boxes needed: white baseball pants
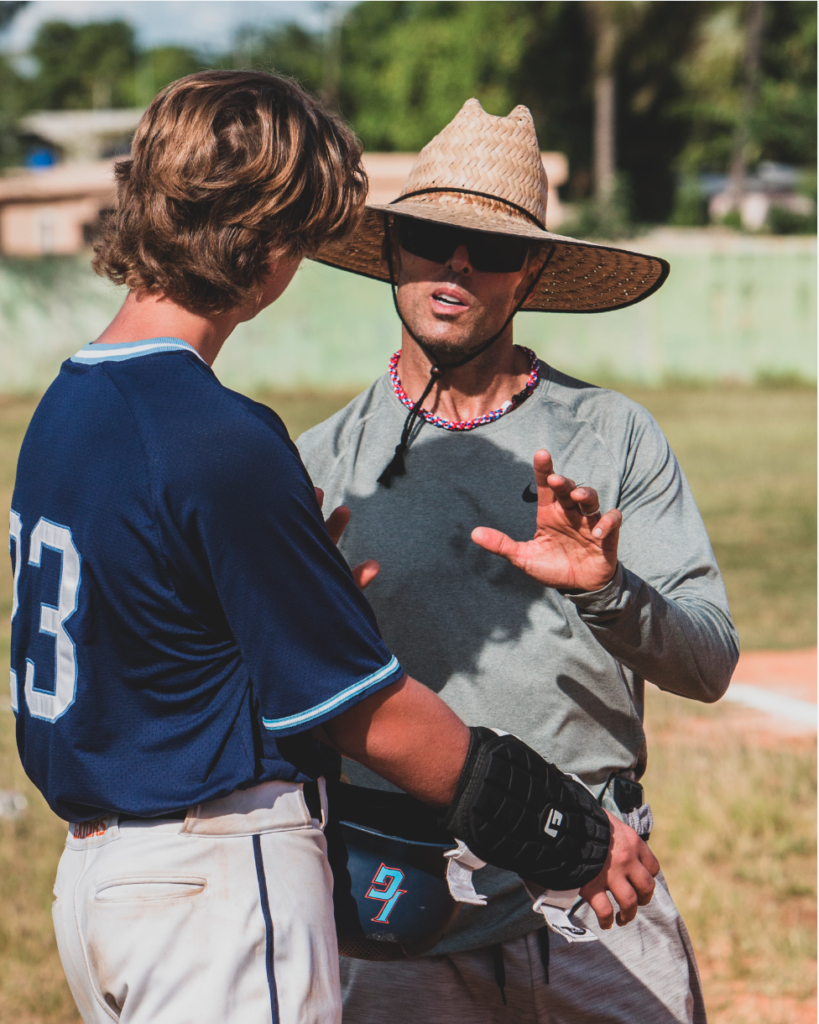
[52,779,340,1024]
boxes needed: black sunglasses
[397,218,531,274]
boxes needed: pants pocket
[94,876,206,903]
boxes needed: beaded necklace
[388,346,540,432]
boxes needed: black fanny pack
[325,781,462,961]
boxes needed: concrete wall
[0,197,104,256]
[0,230,814,395]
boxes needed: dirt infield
[716,648,817,743]
[645,674,816,1024]
[731,647,816,704]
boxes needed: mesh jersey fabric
[10,339,402,822]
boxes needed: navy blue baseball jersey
[9,337,403,822]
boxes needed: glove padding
[440,727,611,891]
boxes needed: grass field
[0,383,815,1023]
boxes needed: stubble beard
[402,306,512,366]
[410,332,469,364]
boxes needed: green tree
[335,1,711,225]
[227,1,815,226]
[610,1,708,222]
[13,2,803,227]
[756,1,816,166]
[338,1,536,150]
[135,46,205,107]
[234,23,325,93]
[674,1,816,175]
[0,55,27,166]
[0,1,29,166]
[25,20,137,110]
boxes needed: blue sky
[0,1,354,54]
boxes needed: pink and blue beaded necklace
[388,346,540,431]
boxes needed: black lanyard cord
[378,215,553,487]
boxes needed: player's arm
[320,672,468,808]
[321,674,659,929]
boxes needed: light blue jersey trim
[261,656,402,732]
[70,337,207,365]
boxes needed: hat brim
[311,197,669,314]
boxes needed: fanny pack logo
[544,808,563,838]
[365,863,407,923]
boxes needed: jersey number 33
[9,510,82,722]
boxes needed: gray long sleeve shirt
[297,362,738,953]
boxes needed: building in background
[0,146,569,257]
[19,109,145,164]
[0,161,116,256]
[707,162,816,232]
[0,108,144,257]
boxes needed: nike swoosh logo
[522,484,538,503]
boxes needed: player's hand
[314,487,380,590]
[579,812,659,929]
[470,449,621,591]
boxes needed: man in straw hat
[299,99,737,1022]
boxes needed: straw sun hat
[313,98,669,313]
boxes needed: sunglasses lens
[398,220,459,264]
[397,219,529,273]
[469,234,531,273]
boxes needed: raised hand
[315,487,380,590]
[471,449,621,591]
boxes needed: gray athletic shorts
[340,871,706,1024]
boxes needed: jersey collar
[70,337,207,365]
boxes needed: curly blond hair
[93,70,367,315]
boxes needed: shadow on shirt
[337,430,586,695]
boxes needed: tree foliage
[327,1,717,221]
[135,46,205,108]
[25,20,137,110]
[760,3,817,164]
[231,23,324,93]
[675,1,817,174]
[1,2,814,225]
[5,20,203,114]
[249,0,814,223]
[338,2,537,150]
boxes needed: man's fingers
[315,486,352,546]
[640,843,661,877]
[590,508,622,541]
[471,526,524,564]
[324,505,351,545]
[531,450,558,506]
[570,486,601,516]
[634,873,657,907]
[581,870,651,929]
[352,559,380,590]
[607,877,639,925]
[627,862,657,906]
[583,888,615,930]
[545,473,579,510]
[532,449,555,478]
